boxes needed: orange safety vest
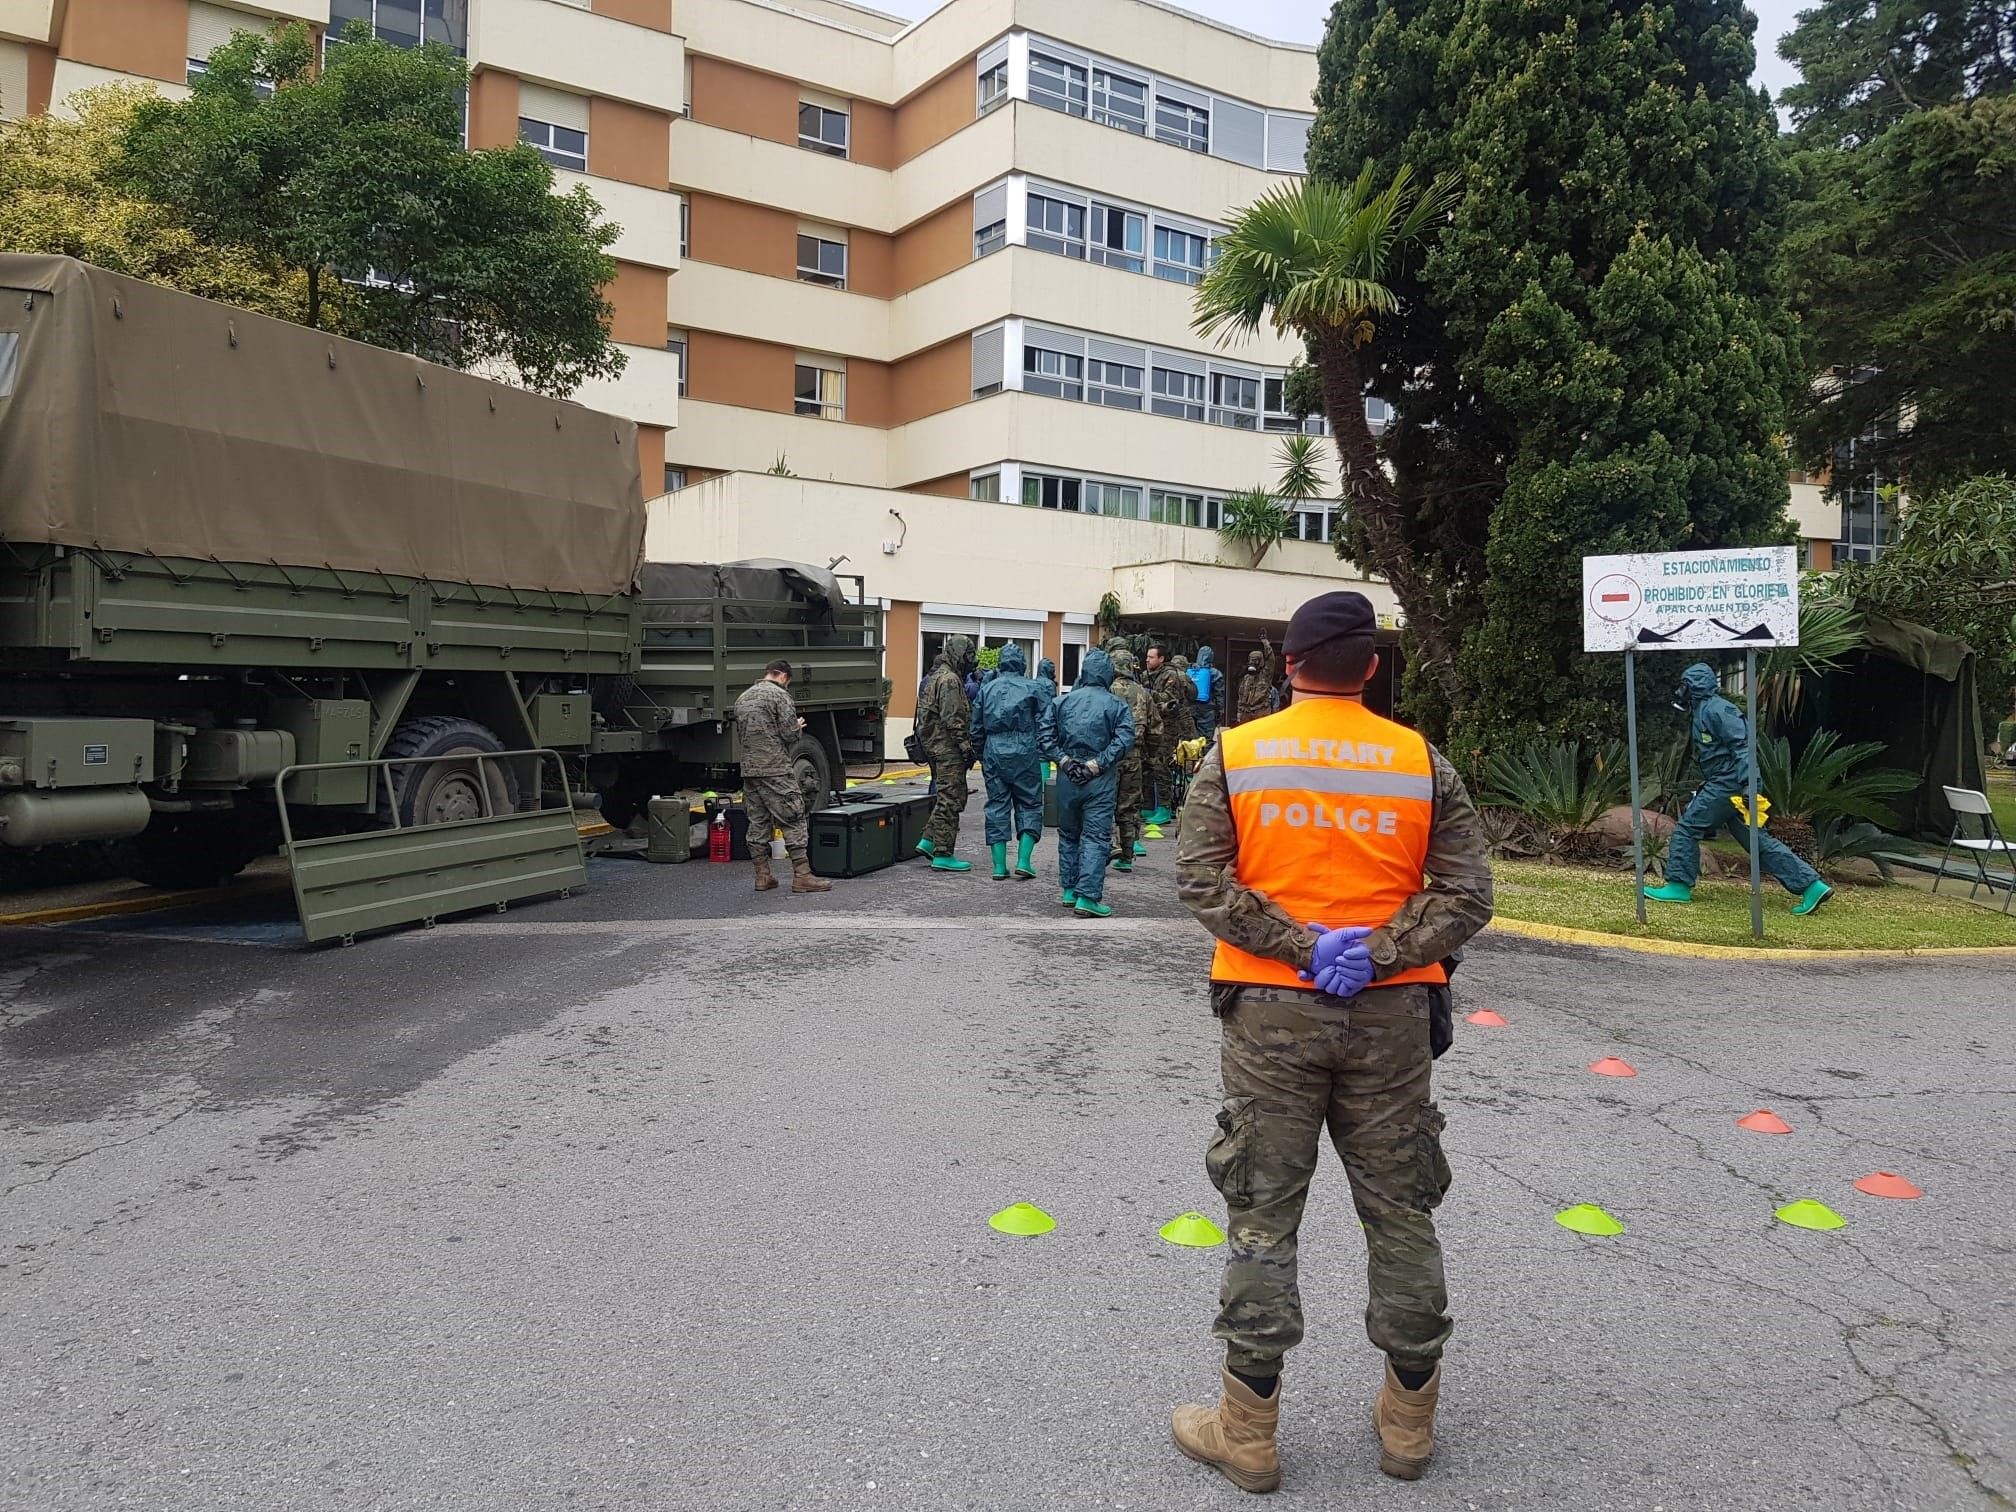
[1211,696,1447,991]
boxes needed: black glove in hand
[1062,758,1092,785]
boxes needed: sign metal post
[1582,548,1798,943]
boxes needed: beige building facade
[3,0,1843,752]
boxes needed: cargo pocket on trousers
[1205,1096,1259,1208]
[1418,1103,1452,1207]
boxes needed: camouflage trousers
[742,774,808,857]
[1111,756,1143,857]
[1208,985,1453,1378]
[923,752,970,853]
[1146,739,1180,815]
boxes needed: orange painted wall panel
[606,261,670,346]
[467,69,520,151]
[893,60,972,164]
[588,96,671,189]
[891,337,971,428]
[25,43,55,114]
[688,54,796,147]
[687,193,796,280]
[909,474,970,499]
[60,0,188,84]
[894,199,972,293]
[593,0,672,31]
[850,98,895,169]
[637,425,667,495]
[846,358,894,428]
[688,330,794,413]
[849,230,895,299]
[887,601,921,719]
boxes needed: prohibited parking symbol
[1589,573,1641,623]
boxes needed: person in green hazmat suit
[1646,662,1833,915]
[968,643,1048,880]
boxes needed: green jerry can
[808,801,901,879]
[645,798,692,863]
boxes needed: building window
[798,101,849,158]
[519,118,587,172]
[1155,94,1209,154]
[794,361,845,421]
[1022,472,1084,511]
[327,0,466,53]
[1154,226,1209,285]
[1262,376,1302,433]
[1365,395,1392,434]
[975,217,1007,257]
[1090,68,1148,134]
[1090,204,1145,272]
[1150,489,1207,528]
[970,472,1001,503]
[1151,367,1205,422]
[1023,346,1085,401]
[1087,358,1143,409]
[1029,51,1088,117]
[797,233,848,289]
[664,466,689,492]
[679,199,689,258]
[977,58,1009,115]
[1085,480,1143,519]
[1210,372,1260,430]
[1026,194,1086,259]
[665,330,687,395]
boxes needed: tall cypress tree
[1309,1,1796,763]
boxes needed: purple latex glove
[1299,924,1374,995]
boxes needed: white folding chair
[1936,786,2016,913]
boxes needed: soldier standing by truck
[733,661,832,894]
[914,634,977,872]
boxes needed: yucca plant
[1757,590,1864,732]
[1483,739,1630,857]
[1757,729,1916,858]
[1217,488,1292,568]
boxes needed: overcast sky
[864,0,1812,106]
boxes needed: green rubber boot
[1060,889,1078,908]
[915,837,936,858]
[1075,898,1113,919]
[1145,807,1172,826]
[990,843,1009,881]
[1111,860,1134,873]
[1792,880,1835,916]
[1015,835,1037,879]
[931,854,972,872]
[1643,882,1693,903]
[1133,841,1148,857]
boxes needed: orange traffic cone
[1737,1109,1793,1135]
[1466,1009,1508,1027]
[1853,1171,1922,1200]
[1589,1056,1638,1078]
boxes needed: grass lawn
[1491,859,2016,950]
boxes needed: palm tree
[1193,164,1455,666]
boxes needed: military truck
[0,256,882,935]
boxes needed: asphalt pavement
[2,786,2011,1511]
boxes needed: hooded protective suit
[1191,645,1222,740]
[1237,644,1277,725]
[969,643,1048,846]
[1040,649,1136,907]
[1036,657,1059,705]
[1664,661,1823,895]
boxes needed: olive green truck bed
[0,256,882,940]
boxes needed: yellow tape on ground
[0,878,286,927]
[1487,915,2016,961]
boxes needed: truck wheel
[791,735,834,816]
[128,813,262,891]
[383,716,518,828]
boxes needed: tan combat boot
[1172,1368,1281,1493]
[789,857,831,894]
[1373,1361,1440,1480]
[751,854,778,892]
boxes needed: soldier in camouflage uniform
[732,659,831,894]
[1143,645,1195,823]
[1106,648,1159,872]
[1236,639,1276,725]
[913,634,977,871]
[1169,591,1492,1494]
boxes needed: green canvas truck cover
[0,255,644,598]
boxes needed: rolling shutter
[1266,113,1312,174]
[1214,99,1265,167]
[973,181,1009,234]
[971,327,1006,393]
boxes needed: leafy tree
[1834,473,2016,691]
[1308,0,1797,762]
[1194,166,1457,664]
[1217,489,1292,568]
[119,23,623,395]
[0,83,298,316]
[1779,6,2015,489]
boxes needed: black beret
[1284,591,1377,656]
